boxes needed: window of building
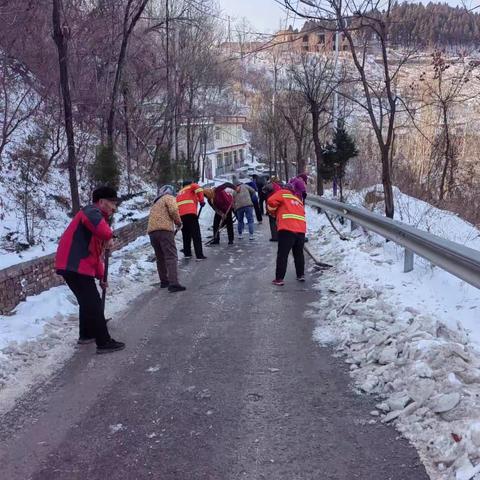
[318,34,325,44]
[233,150,238,167]
[215,126,221,141]
[239,149,244,164]
[216,153,224,175]
[224,151,232,167]
[302,35,309,42]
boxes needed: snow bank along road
[0,225,428,479]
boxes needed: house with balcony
[176,115,248,180]
[271,21,379,56]
[205,116,248,179]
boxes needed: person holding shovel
[55,186,125,354]
[176,180,207,260]
[148,185,186,292]
[203,182,236,245]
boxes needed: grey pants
[149,230,179,285]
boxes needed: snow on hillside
[307,187,480,480]
[0,169,157,270]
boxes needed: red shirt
[55,204,113,279]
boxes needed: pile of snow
[306,187,480,479]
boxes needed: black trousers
[253,199,263,222]
[181,214,204,258]
[275,230,305,280]
[61,271,111,346]
[212,210,234,243]
[258,191,266,215]
[269,215,278,241]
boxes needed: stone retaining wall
[0,216,148,315]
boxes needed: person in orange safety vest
[267,183,307,286]
[176,180,207,260]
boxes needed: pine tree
[155,146,174,187]
[321,119,358,199]
[91,144,120,190]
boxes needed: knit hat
[92,186,119,203]
[154,184,176,203]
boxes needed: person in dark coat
[263,176,282,241]
[246,178,262,223]
[55,186,125,354]
[252,174,267,214]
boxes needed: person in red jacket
[55,186,125,354]
[176,180,207,260]
[203,182,236,245]
[267,183,307,286]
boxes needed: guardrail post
[404,248,414,273]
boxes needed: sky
[217,0,478,35]
[217,0,293,34]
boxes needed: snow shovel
[205,215,237,246]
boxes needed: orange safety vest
[176,183,204,216]
[267,189,306,233]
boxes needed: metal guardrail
[306,195,480,290]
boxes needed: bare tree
[278,86,312,175]
[415,52,478,201]
[287,53,337,195]
[52,0,80,213]
[0,54,42,163]
[106,0,150,149]
[284,0,417,217]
